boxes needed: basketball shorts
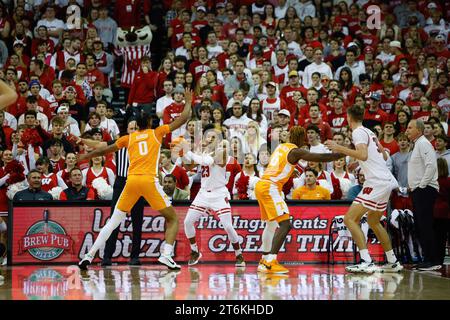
[354,178,398,212]
[189,188,231,216]
[116,175,171,212]
[255,180,290,222]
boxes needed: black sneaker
[188,251,202,266]
[101,258,112,267]
[128,258,141,266]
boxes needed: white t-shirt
[18,112,49,131]
[37,18,66,46]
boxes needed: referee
[406,119,440,271]
[80,120,145,266]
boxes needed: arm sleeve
[107,168,116,186]
[186,151,215,166]
[115,135,129,149]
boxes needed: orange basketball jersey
[115,125,171,176]
[261,143,297,187]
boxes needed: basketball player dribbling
[325,104,403,273]
[78,88,193,270]
[256,126,344,274]
[176,128,245,267]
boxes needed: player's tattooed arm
[288,148,344,165]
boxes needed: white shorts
[354,178,398,212]
[189,188,231,216]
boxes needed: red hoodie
[127,70,158,105]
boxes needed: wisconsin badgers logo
[362,187,373,195]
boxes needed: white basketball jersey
[200,163,227,191]
[262,97,281,121]
[352,126,394,183]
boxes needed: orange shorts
[254,180,290,222]
[116,175,171,212]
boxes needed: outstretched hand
[184,88,193,104]
[324,140,341,153]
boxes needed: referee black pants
[104,176,146,261]
[411,186,439,264]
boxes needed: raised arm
[169,88,192,132]
[0,79,18,110]
[79,138,108,149]
[77,143,118,162]
[287,148,344,165]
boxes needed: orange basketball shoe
[264,259,289,274]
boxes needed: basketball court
[1,263,449,300]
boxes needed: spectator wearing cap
[127,56,158,117]
[215,2,228,23]
[163,85,186,145]
[12,39,30,67]
[18,96,48,131]
[50,104,81,137]
[261,81,286,123]
[280,70,307,116]
[192,5,208,31]
[36,6,65,46]
[363,92,389,130]
[335,46,365,85]
[247,44,265,74]
[28,79,52,119]
[302,48,333,89]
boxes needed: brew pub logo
[18,209,74,261]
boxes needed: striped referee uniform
[103,145,146,264]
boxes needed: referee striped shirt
[108,140,129,178]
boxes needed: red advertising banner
[10,203,384,265]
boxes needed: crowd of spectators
[0,0,448,221]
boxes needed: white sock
[88,208,127,258]
[266,254,277,263]
[262,254,269,261]
[190,243,198,253]
[0,221,6,232]
[163,243,174,256]
[385,249,397,264]
[359,249,372,263]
